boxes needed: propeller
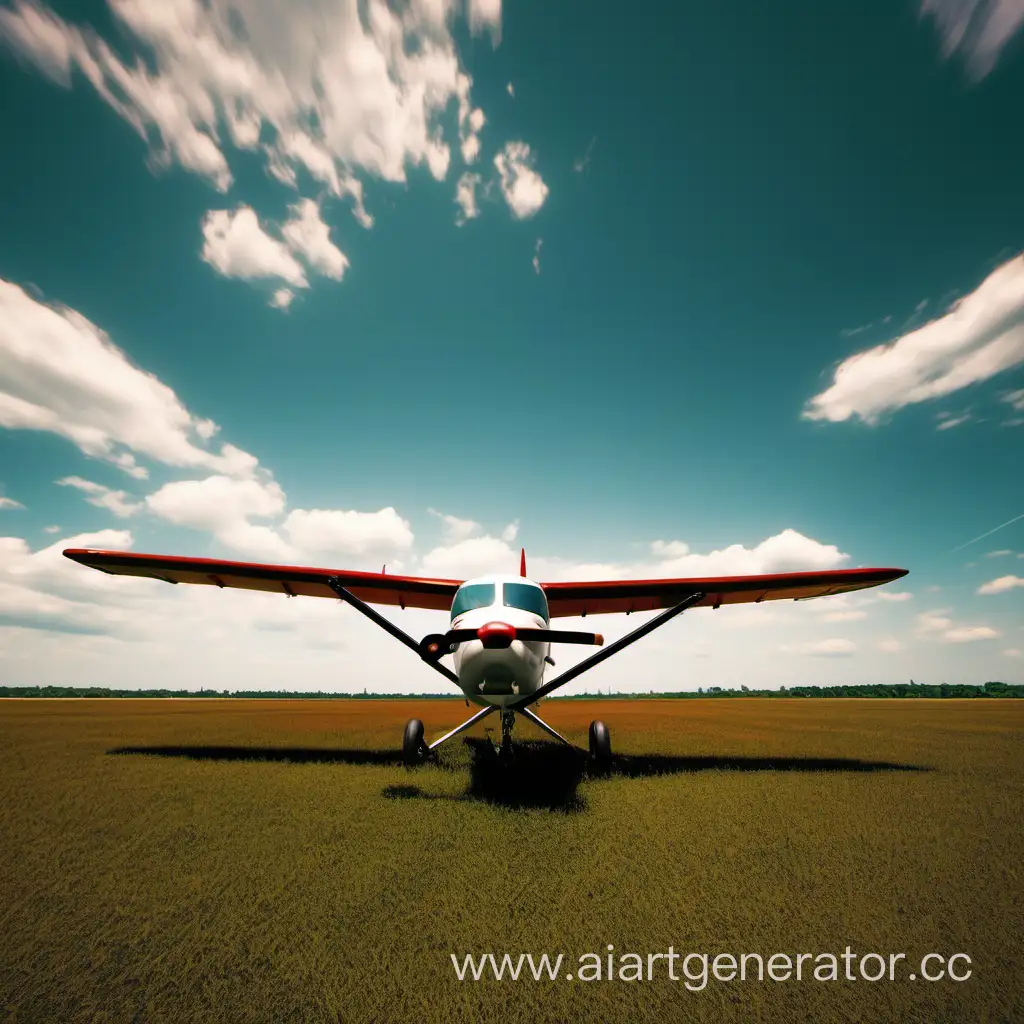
[419,622,604,662]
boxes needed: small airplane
[64,546,907,767]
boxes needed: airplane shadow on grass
[110,739,933,814]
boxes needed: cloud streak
[950,512,1024,553]
[920,0,1024,81]
[804,253,1024,426]
[0,0,537,242]
[0,277,258,480]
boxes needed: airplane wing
[64,549,907,618]
[62,548,462,611]
[540,567,908,617]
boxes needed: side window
[451,583,495,619]
[503,582,549,622]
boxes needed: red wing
[63,549,462,611]
[540,567,908,617]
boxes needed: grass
[0,697,1020,1023]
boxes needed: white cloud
[0,497,24,510]
[1004,647,1022,657]
[782,638,857,656]
[920,0,1024,80]
[201,206,308,287]
[944,626,999,643]
[877,638,904,652]
[0,528,179,636]
[428,509,481,542]
[0,0,513,220]
[418,518,526,577]
[651,540,690,558]
[804,253,1024,425]
[269,288,294,310]
[467,0,502,42]
[149,476,284,528]
[646,528,848,577]
[936,412,972,430]
[917,608,1000,643]
[454,172,481,225]
[201,201,347,301]
[419,534,518,578]
[0,0,75,84]
[0,277,258,479]
[494,141,549,219]
[455,73,486,164]
[876,590,913,602]
[917,609,954,633]
[144,474,416,564]
[532,237,543,275]
[506,81,514,98]
[57,476,141,518]
[194,418,219,441]
[1003,388,1024,411]
[42,525,60,533]
[986,549,1013,557]
[528,530,850,590]
[822,609,868,622]
[840,322,874,339]
[977,574,1024,595]
[0,2,232,188]
[280,199,348,281]
[146,474,292,561]
[283,508,413,559]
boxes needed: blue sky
[0,0,1021,692]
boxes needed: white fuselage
[450,575,549,707]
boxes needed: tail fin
[520,547,527,577]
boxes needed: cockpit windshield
[451,583,495,619]
[503,582,549,622]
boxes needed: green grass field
[1,698,1020,1023]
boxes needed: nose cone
[476,621,516,649]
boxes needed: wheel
[588,719,611,770]
[403,718,426,766]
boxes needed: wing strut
[511,591,705,709]
[325,576,460,687]
[516,705,571,745]
[427,704,497,751]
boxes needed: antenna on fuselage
[520,547,527,577]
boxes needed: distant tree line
[0,682,1020,699]
[0,686,461,700]
[563,681,1022,699]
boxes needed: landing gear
[589,720,612,771]
[499,709,516,760]
[403,718,427,766]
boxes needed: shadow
[608,753,933,776]
[452,741,931,813]
[464,738,589,812]
[109,742,932,816]
[107,745,407,767]
[382,784,425,799]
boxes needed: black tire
[589,719,611,769]
[403,718,426,766]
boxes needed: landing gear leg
[499,709,516,760]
